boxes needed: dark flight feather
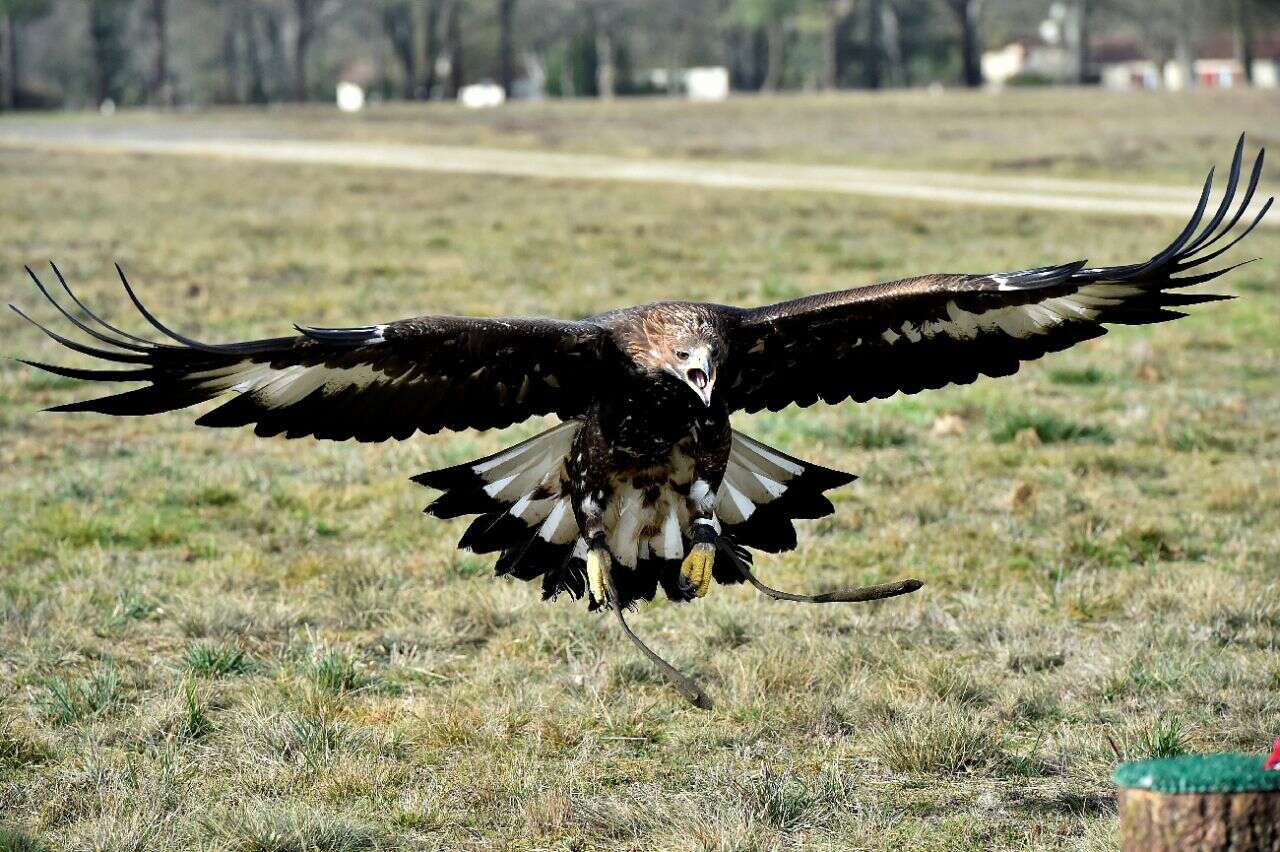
[717,138,1270,415]
[14,140,1269,442]
[14,264,608,441]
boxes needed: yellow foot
[680,543,715,598]
[586,548,607,605]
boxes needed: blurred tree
[864,0,883,88]
[591,2,614,98]
[244,1,270,103]
[216,1,240,102]
[147,0,172,105]
[0,0,51,109]
[943,0,983,87]
[88,0,131,107]
[290,0,344,100]
[498,0,517,95]
[380,0,417,98]
[731,0,800,91]
[821,0,855,89]
[1226,0,1279,85]
[1235,0,1254,83]
[257,3,290,100]
[422,0,443,97]
[446,0,464,97]
[1108,0,1209,88]
[1076,0,1091,84]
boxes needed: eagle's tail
[411,420,590,601]
[412,425,857,608]
[716,432,857,557]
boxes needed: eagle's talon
[586,546,609,606]
[680,543,716,598]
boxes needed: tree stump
[1115,754,1280,852]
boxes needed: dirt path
[0,125,1247,223]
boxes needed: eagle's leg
[716,540,924,604]
[598,550,714,710]
[679,479,719,598]
[585,537,609,607]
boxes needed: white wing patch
[876,281,1147,346]
[193,358,393,407]
[453,421,582,544]
[712,431,804,526]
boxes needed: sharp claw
[586,547,607,606]
[681,543,716,599]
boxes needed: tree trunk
[382,2,417,99]
[761,18,784,92]
[498,0,517,97]
[447,0,464,98]
[822,0,853,91]
[949,0,983,87]
[1236,0,1255,85]
[89,2,127,107]
[1119,788,1280,851]
[422,0,441,98]
[865,0,884,89]
[149,0,171,106]
[1175,30,1195,89]
[220,5,241,103]
[263,6,289,100]
[292,0,312,101]
[1,13,15,110]
[594,24,615,99]
[883,1,905,86]
[243,2,268,103]
[1075,0,1090,84]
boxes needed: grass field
[9,88,1280,183]
[1,93,1279,850]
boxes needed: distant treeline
[0,0,1272,109]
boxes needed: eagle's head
[621,304,725,407]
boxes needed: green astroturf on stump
[1114,754,1280,795]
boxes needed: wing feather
[15,266,606,441]
[718,139,1269,415]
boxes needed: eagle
[14,139,1270,708]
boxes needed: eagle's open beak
[684,347,715,407]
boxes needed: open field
[5,88,1280,183]
[1,94,1279,850]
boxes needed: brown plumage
[12,138,1270,707]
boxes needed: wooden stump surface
[1116,754,1280,852]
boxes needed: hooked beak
[684,346,715,407]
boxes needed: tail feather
[413,424,856,608]
[718,432,855,554]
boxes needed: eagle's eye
[674,349,690,361]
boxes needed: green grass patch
[35,665,121,725]
[871,707,1012,775]
[988,410,1113,445]
[305,650,372,695]
[0,826,51,852]
[1046,366,1107,386]
[184,643,254,678]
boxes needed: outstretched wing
[14,265,606,441]
[718,138,1271,415]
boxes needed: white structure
[982,40,1070,86]
[459,82,506,109]
[1095,34,1280,91]
[684,67,730,102]
[642,66,731,100]
[336,81,365,113]
[988,32,1280,91]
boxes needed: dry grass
[1,94,1278,850]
